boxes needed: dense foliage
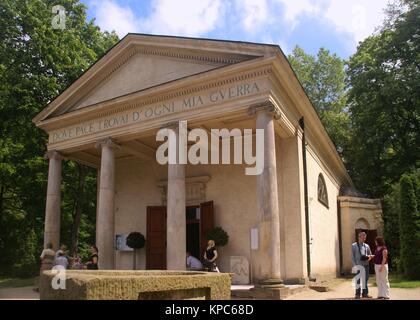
[399,172,420,279]
[0,0,118,276]
[345,0,419,198]
[288,46,349,154]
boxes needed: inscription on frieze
[50,81,261,143]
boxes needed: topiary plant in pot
[126,232,146,270]
[206,226,229,247]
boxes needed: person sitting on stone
[54,244,67,260]
[186,251,203,270]
[54,250,69,269]
[71,256,84,270]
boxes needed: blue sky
[81,0,390,58]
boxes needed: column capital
[95,137,121,150]
[248,102,281,120]
[44,150,63,161]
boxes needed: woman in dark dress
[203,240,219,272]
[86,245,99,270]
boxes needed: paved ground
[0,286,39,300]
[1,280,419,300]
[286,279,420,300]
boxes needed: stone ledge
[40,270,231,300]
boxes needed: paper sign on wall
[250,228,258,250]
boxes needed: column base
[255,278,284,288]
[249,279,289,300]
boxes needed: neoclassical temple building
[33,34,382,284]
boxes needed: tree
[288,46,350,154]
[0,0,118,275]
[382,182,401,271]
[206,227,229,247]
[346,0,419,197]
[399,173,420,279]
[126,232,146,270]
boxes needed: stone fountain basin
[39,270,231,300]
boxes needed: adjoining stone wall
[39,270,231,300]
[306,147,341,278]
[338,196,383,274]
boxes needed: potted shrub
[126,232,146,270]
[206,227,229,247]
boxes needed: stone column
[44,151,63,250]
[166,123,186,270]
[252,103,282,283]
[96,138,119,269]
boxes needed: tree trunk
[71,164,86,257]
[133,249,137,270]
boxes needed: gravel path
[0,286,39,300]
[286,279,420,300]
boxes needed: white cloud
[90,0,137,37]
[273,0,388,49]
[324,0,388,43]
[87,0,389,54]
[236,0,269,32]
[276,0,326,29]
[139,0,225,36]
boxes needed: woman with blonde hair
[203,240,219,272]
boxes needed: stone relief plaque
[230,256,250,285]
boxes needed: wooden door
[200,201,214,257]
[146,206,166,269]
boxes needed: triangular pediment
[34,34,280,122]
[67,50,233,112]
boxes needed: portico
[34,34,382,284]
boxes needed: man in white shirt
[186,252,203,270]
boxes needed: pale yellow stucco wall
[306,148,341,278]
[112,135,346,281]
[339,197,383,273]
[113,156,259,280]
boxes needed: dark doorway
[146,206,167,269]
[146,201,214,269]
[355,228,377,274]
[200,201,214,255]
[186,206,200,259]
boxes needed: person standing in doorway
[351,231,373,299]
[374,236,390,299]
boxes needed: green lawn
[371,274,420,289]
[388,274,420,289]
[0,276,35,288]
